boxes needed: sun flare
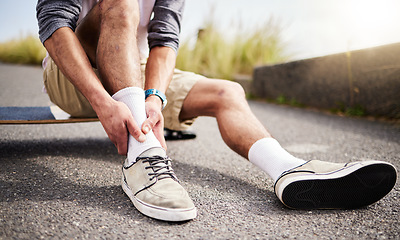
[342,0,400,48]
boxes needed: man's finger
[142,110,158,134]
[152,124,167,150]
[126,116,146,142]
[116,138,128,156]
[110,125,129,156]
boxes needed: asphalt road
[1,63,399,239]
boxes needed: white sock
[112,87,163,164]
[248,138,306,182]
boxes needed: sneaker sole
[122,176,197,221]
[278,161,397,209]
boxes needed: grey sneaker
[122,153,197,221]
[274,160,397,209]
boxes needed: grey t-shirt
[36,0,184,53]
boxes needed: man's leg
[180,79,268,157]
[76,1,141,92]
[75,0,163,161]
[179,79,397,209]
[179,79,305,181]
[72,0,196,221]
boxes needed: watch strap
[144,89,167,110]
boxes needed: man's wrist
[145,89,167,110]
[145,95,163,109]
[88,87,114,113]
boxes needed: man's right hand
[43,28,147,156]
[96,98,146,156]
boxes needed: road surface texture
[1,63,399,239]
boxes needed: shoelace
[137,156,178,181]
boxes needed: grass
[331,102,366,117]
[176,17,289,80]
[0,17,289,79]
[274,95,304,108]
[0,35,46,65]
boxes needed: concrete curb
[252,42,400,118]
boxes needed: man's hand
[142,96,167,150]
[96,98,146,155]
[42,27,144,155]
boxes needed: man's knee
[98,0,140,28]
[218,80,245,99]
[212,80,246,108]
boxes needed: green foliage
[331,102,366,117]
[0,17,288,77]
[0,35,46,65]
[275,95,304,107]
[245,92,257,100]
[276,95,287,104]
[345,105,365,117]
[176,17,289,80]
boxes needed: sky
[1,0,400,60]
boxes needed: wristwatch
[144,89,168,111]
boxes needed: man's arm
[145,0,185,94]
[43,28,108,110]
[37,0,146,155]
[140,0,185,147]
[45,28,146,155]
[36,0,81,44]
[37,0,110,115]
[142,46,177,149]
[147,0,184,54]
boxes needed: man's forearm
[44,27,112,112]
[144,46,176,109]
[145,46,176,93]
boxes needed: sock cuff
[128,141,162,161]
[248,137,305,182]
[111,86,147,124]
[248,138,280,160]
[112,87,144,101]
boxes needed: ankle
[248,138,306,182]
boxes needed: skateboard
[0,105,197,139]
[0,106,98,124]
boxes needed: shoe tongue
[139,147,166,158]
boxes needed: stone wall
[253,42,400,118]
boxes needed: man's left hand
[142,96,167,150]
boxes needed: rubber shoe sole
[122,176,197,221]
[277,162,397,209]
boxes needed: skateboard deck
[0,106,196,139]
[0,106,98,124]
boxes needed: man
[36,0,397,222]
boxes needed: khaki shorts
[43,58,205,130]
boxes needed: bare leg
[74,0,163,157]
[75,0,142,94]
[180,79,272,158]
[180,78,397,212]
